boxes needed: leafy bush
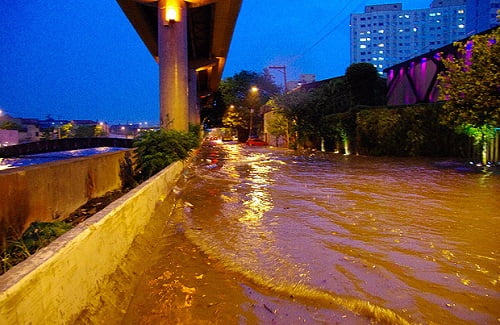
[133,126,200,182]
[356,103,470,157]
[1,221,73,275]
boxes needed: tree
[276,79,353,150]
[264,99,289,147]
[200,91,226,129]
[74,125,96,138]
[345,63,386,106]
[222,104,246,131]
[59,123,74,138]
[275,88,315,148]
[437,28,500,164]
[220,70,280,140]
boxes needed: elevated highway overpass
[116,0,242,130]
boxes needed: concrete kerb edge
[0,158,187,322]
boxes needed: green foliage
[273,63,386,150]
[265,100,289,144]
[94,124,106,137]
[1,221,73,275]
[276,88,317,147]
[437,28,500,163]
[222,104,247,130]
[133,128,199,182]
[60,123,74,138]
[345,63,387,106]
[356,104,469,156]
[220,70,280,139]
[459,124,496,145]
[438,29,500,129]
[220,70,280,106]
[119,151,138,190]
[357,108,403,155]
[276,78,357,149]
[200,91,226,129]
[74,125,96,138]
[0,121,22,130]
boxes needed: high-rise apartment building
[466,0,500,34]
[350,0,467,75]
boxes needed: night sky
[0,0,431,124]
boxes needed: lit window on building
[458,9,464,14]
[413,27,418,32]
[458,24,465,28]
[378,43,385,47]
[378,29,385,33]
[360,45,367,49]
[360,38,367,41]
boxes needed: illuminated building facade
[350,0,467,75]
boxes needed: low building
[0,130,18,147]
[18,118,41,143]
[286,74,316,91]
[0,114,41,145]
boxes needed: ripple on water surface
[127,144,500,324]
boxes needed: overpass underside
[116,0,242,131]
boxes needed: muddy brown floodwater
[121,142,499,324]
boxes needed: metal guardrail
[0,138,134,158]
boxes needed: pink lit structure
[384,26,498,106]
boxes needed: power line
[289,1,365,65]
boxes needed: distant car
[246,138,268,146]
[206,136,222,145]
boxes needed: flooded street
[124,142,499,324]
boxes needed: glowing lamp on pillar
[163,0,181,25]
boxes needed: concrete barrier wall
[0,150,133,245]
[0,159,185,324]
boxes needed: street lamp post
[248,86,259,139]
[248,108,254,138]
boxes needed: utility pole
[268,66,287,93]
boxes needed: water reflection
[126,144,499,324]
[0,147,125,170]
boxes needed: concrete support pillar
[158,0,189,131]
[188,69,200,126]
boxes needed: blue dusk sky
[0,0,431,124]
